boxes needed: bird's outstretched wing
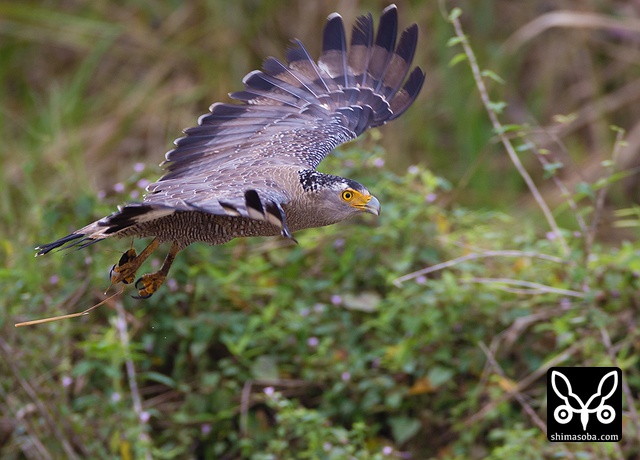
[144,4,424,218]
[35,5,424,256]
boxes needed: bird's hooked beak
[362,195,380,216]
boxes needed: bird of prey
[36,4,424,298]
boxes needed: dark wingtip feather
[395,24,418,66]
[389,66,425,120]
[320,12,349,87]
[375,4,398,52]
[351,13,374,47]
[323,13,345,52]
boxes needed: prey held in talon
[35,4,424,298]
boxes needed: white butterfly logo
[551,370,617,430]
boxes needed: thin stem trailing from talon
[14,287,125,327]
[449,10,570,256]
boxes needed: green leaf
[515,141,534,152]
[494,124,523,135]
[341,292,381,312]
[389,416,422,445]
[428,365,454,387]
[449,53,468,67]
[447,36,464,47]
[449,7,463,21]
[542,161,564,178]
[481,69,505,84]
[576,181,595,200]
[143,371,176,388]
[487,100,507,114]
[251,355,280,380]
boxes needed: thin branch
[0,337,80,460]
[393,250,565,286]
[478,342,548,434]
[528,138,589,237]
[114,301,152,460]
[600,327,640,442]
[0,386,51,460]
[585,128,625,256]
[450,12,570,256]
[462,277,585,298]
[465,341,583,429]
[504,10,640,52]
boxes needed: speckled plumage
[36,5,424,296]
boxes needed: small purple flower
[299,307,310,317]
[49,275,59,285]
[167,278,178,292]
[407,165,420,175]
[111,392,121,403]
[139,411,150,423]
[333,238,345,250]
[323,442,332,452]
[137,179,150,189]
[307,337,319,347]
[97,190,106,200]
[373,158,385,168]
[383,446,393,456]
[341,372,351,382]
[201,423,212,435]
[415,275,427,285]
[113,183,125,193]
[130,190,140,199]
[330,295,342,306]
[425,193,437,203]
[546,231,557,241]
[264,386,275,396]
[313,303,325,313]
[115,315,127,331]
[133,162,145,173]
[62,376,73,387]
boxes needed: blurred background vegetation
[2,0,640,458]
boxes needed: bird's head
[298,170,380,227]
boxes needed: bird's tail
[36,203,175,255]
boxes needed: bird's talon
[134,274,164,299]
[131,293,152,300]
[110,248,139,285]
[118,248,137,265]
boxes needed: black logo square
[547,367,622,442]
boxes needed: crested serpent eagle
[37,4,425,298]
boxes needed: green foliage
[2,1,640,459]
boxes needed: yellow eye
[341,190,354,201]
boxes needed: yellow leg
[110,237,161,286]
[133,241,181,299]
